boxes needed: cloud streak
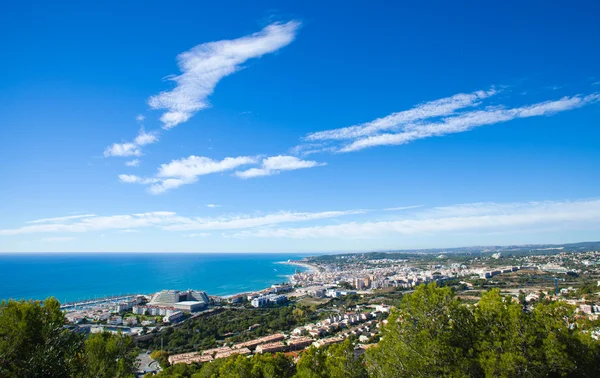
[306,88,498,141]
[294,90,600,155]
[6,199,600,243]
[339,93,600,152]
[27,214,97,224]
[231,199,600,239]
[0,209,364,235]
[119,155,257,193]
[119,154,325,193]
[234,155,325,179]
[149,21,300,129]
[103,128,160,158]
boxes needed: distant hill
[309,241,600,261]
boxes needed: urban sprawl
[61,247,600,376]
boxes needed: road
[136,352,161,377]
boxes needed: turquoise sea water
[0,253,310,303]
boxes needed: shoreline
[277,260,319,274]
[220,260,321,299]
[4,256,318,305]
[221,260,318,299]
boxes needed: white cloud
[0,211,184,235]
[134,129,159,146]
[235,155,325,179]
[27,214,97,224]
[206,204,221,208]
[305,89,498,141]
[231,199,600,239]
[148,21,300,129]
[384,205,423,211]
[104,128,160,158]
[119,155,257,193]
[0,208,363,235]
[340,93,600,152]
[157,155,256,178]
[5,200,600,241]
[125,159,140,167]
[136,114,145,122]
[118,174,143,183]
[103,142,141,157]
[162,209,366,231]
[148,178,193,195]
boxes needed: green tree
[250,353,296,378]
[0,297,83,378]
[295,346,328,378]
[295,341,366,378]
[82,331,138,378]
[475,290,600,377]
[325,339,367,378]
[365,283,479,377]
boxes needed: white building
[164,311,184,323]
[251,294,288,308]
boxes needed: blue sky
[1,1,600,252]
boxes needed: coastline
[277,260,319,274]
[0,253,307,304]
[221,260,318,299]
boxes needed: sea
[0,253,312,303]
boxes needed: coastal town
[57,247,600,376]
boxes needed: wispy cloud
[148,21,300,129]
[206,204,221,208]
[27,214,97,224]
[234,155,325,179]
[6,200,600,240]
[163,209,366,231]
[133,128,159,146]
[295,89,600,155]
[231,199,600,239]
[118,174,146,184]
[104,128,160,157]
[125,159,140,167]
[103,142,142,157]
[119,155,257,194]
[306,88,498,141]
[2,211,183,235]
[339,93,600,152]
[0,209,364,235]
[384,205,423,211]
[119,154,325,193]
[136,114,145,122]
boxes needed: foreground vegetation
[138,305,320,353]
[3,283,600,377]
[149,284,600,378]
[0,297,137,377]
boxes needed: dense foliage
[139,305,318,353]
[366,283,600,377]
[150,353,296,378]
[3,285,600,377]
[0,298,138,378]
[147,340,365,378]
